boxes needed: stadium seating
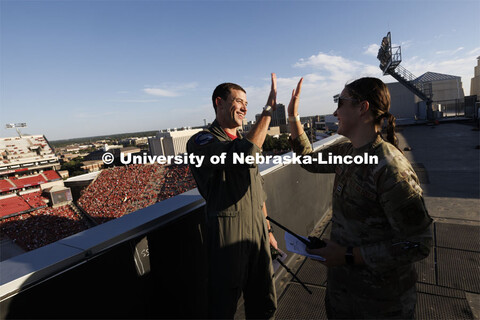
[10,174,47,189]
[78,164,195,224]
[21,191,48,209]
[0,179,16,192]
[0,205,88,251]
[43,170,61,181]
[0,196,32,217]
[0,163,196,252]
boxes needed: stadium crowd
[158,164,196,201]
[21,191,48,209]
[0,205,88,251]
[77,164,195,223]
[1,164,197,252]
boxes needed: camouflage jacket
[291,132,433,296]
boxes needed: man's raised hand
[266,73,277,110]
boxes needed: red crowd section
[158,164,196,201]
[0,192,49,218]
[0,164,197,252]
[22,191,48,209]
[0,205,88,251]
[77,164,196,224]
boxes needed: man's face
[216,89,248,129]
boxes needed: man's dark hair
[212,83,246,113]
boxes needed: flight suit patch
[194,132,214,146]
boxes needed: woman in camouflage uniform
[288,77,433,319]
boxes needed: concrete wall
[387,82,417,119]
[430,78,464,101]
[1,135,343,319]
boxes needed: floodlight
[5,122,27,137]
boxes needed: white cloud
[143,88,180,97]
[435,47,464,55]
[293,51,383,86]
[239,52,385,119]
[227,46,479,122]
[116,99,160,103]
[143,82,198,97]
[364,44,380,56]
[403,49,479,95]
[467,47,480,55]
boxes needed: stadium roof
[64,171,100,183]
[414,71,460,83]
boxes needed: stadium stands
[0,135,57,167]
[0,179,15,193]
[0,134,87,253]
[1,143,197,252]
[21,191,48,209]
[10,174,47,189]
[0,205,88,251]
[0,196,31,217]
[0,170,61,194]
[158,164,196,201]
[43,170,61,181]
[78,164,196,224]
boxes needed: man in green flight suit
[187,74,279,319]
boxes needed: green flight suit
[187,120,276,319]
[291,132,433,319]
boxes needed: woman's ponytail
[385,113,400,151]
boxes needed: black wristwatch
[345,246,354,265]
[268,226,273,233]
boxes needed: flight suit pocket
[215,210,239,217]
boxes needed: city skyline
[1,0,479,140]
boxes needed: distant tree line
[262,134,290,153]
[61,157,87,177]
[50,131,157,148]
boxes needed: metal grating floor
[416,292,474,319]
[276,283,327,320]
[274,222,480,319]
[436,222,480,252]
[436,247,480,292]
[292,257,328,286]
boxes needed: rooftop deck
[269,121,480,319]
[0,120,479,319]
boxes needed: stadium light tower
[5,123,27,138]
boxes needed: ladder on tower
[378,32,433,120]
[386,64,433,103]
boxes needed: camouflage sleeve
[290,132,349,174]
[289,132,313,155]
[360,157,433,271]
[187,131,261,168]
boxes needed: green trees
[262,134,290,153]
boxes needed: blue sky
[1,0,479,140]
